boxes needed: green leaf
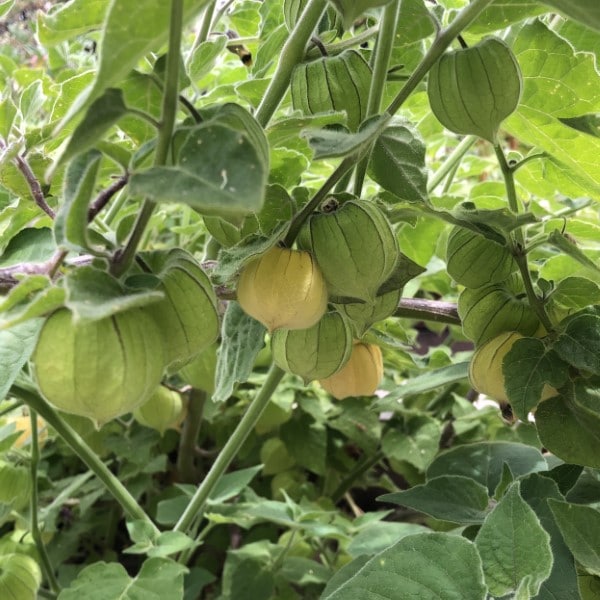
[0,228,55,266]
[57,557,187,600]
[467,0,547,34]
[381,415,441,471]
[553,277,600,309]
[280,556,332,585]
[328,398,382,453]
[328,0,393,30]
[321,532,486,600]
[548,231,600,275]
[475,482,552,598]
[54,150,106,256]
[281,414,327,475]
[129,123,267,217]
[536,388,600,468]
[376,252,426,294]
[346,522,429,557]
[0,94,17,139]
[303,116,385,159]
[0,319,43,401]
[65,267,163,321]
[369,121,428,203]
[540,0,600,32]
[57,0,211,129]
[503,338,568,420]
[379,475,490,524]
[553,310,600,375]
[373,362,469,411]
[208,465,263,504]
[559,114,600,138]
[188,35,228,82]
[36,0,110,46]
[0,1,14,18]
[520,474,580,600]
[549,500,600,576]
[427,442,547,494]
[213,302,267,403]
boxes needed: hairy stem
[427,135,477,192]
[12,385,160,535]
[354,0,402,196]
[394,298,460,325]
[111,0,184,278]
[494,143,554,332]
[174,365,285,536]
[29,410,61,594]
[254,0,328,127]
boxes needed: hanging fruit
[237,245,328,331]
[298,198,400,303]
[0,554,41,600]
[335,288,402,337]
[272,311,353,383]
[31,308,165,428]
[133,386,186,436]
[142,249,220,371]
[427,36,522,142]
[319,342,383,399]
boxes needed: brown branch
[88,173,129,221]
[14,154,55,219]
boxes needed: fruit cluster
[236,198,398,399]
[30,249,219,428]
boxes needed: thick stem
[174,365,285,535]
[12,385,160,535]
[254,0,328,127]
[306,25,379,59]
[385,0,496,117]
[88,174,129,221]
[354,0,402,196]
[394,298,460,325]
[111,0,184,278]
[427,135,477,193]
[176,389,206,483]
[494,143,554,332]
[29,410,61,594]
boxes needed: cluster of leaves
[0,0,599,598]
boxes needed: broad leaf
[381,415,441,470]
[369,121,428,203]
[549,500,600,577]
[212,302,267,403]
[0,319,43,401]
[129,123,267,217]
[468,0,547,34]
[503,338,567,420]
[57,557,187,600]
[346,522,429,557]
[328,0,393,29]
[321,532,486,600]
[379,475,490,524]
[541,0,600,32]
[475,483,552,598]
[427,442,547,494]
[553,309,600,375]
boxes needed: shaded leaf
[36,0,109,45]
[379,475,490,524]
[553,310,600,375]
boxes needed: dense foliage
[1,0,600,598]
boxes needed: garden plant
[0,0,600,598]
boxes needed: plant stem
[111,0,184,278]
[427,135,477,193]
[13,153,55,219]
[394,298,460,325]
[28,410,61,594]
[12,384,160,535]
[494,143,554,332]
[190,0,216,57]
[283,156,356,246]
[332,450,384,503]
[306,25,379,59]
[174,365,285,535]
[385,0,495,117]
[354,0,402,196]
[176,389,206,483]
[0,400,21,417]
[254,0,328,127]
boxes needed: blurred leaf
[381,415,441,470]
[329,0,393,29]
[380,475,490,524]
[467,0,546,34]
[65,267,163,321]
[188,35,228,82]
[559,114,600,138]
[129,123,267,217]
[281,415,327,475]
[553,277,600,309]
[540,0,600,32]
[0,228,55,266]
[427,442,547,495]
[369,121,428,203]
[548,231,600,275]
[213,302,267,403]
[0,319,43,401]
[322,532,486,599]
[57,557,187,599]
[36,0,110,45]
[475,483,552,598]
[520,474,580,600]
[549,500,600,576]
